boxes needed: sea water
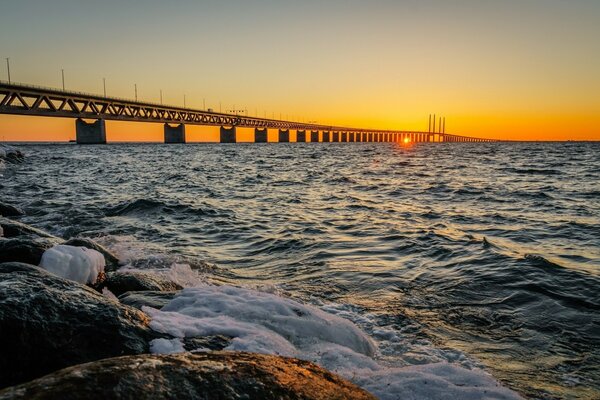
[2,141,598,399]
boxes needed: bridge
[0,81,496,144]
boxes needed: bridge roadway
[0,81,495,144]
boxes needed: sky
[1,0,599,141]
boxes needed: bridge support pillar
[349,132,355,142]
[254,128,268,143]
[76,118,106,144]
[341,132,348,142]
[332,132,340,142]
[296,130,306,142]
[220,126,236,143]
[311,130,319,142]
[323,131,330,142]
[278,129,290,142]
[164,123,186,143]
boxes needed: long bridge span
[0,81,495,144]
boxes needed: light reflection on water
[2,141,599,398]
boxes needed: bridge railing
[0,79,212,113]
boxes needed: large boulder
[104,271,183,297]
[0,201,24,217]
[0,217,56,239]
[64,237,120,271]
[0,352,376,400]
[0,236,60,265]
[0,262,155,388]
[118,290,179,310]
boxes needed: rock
[0,262,155,389]
[0,352,376,400]
[104,272,183,297]
[183,336,232,352]
[0,236,60,265]
[118,290,179,310]
[0,145,24,164]
[0,201,25,217]
[64,237,120,271]
[0,217,56,239]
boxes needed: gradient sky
[1,0,599,141]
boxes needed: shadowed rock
[0,217,56,239]
[0,145,24,164]
[118,290,179,310]
[0,202,25,217]
[64,237,120,271]
[0,236,60,265]
[105,272,183,297]
[183,336,232,352]
[0,352,377,400]
[0,262,155,389]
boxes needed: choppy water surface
[2,142,599,398]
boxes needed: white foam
[146,284,522,399]
[39,244,105,284]
[149,338,185,354]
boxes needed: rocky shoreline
[0,146,525,400]
[0,210,375,399]
[0,148,376,399]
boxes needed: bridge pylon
[76,118,106,144]
[164,123,186,144]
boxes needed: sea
[1,141,599,399]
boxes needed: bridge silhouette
[0,81,495,144]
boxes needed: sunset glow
[1,1,599,141]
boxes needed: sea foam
[39,244,105,284]
[146,284,522,400]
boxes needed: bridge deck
[0,81,494,142]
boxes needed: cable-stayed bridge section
[0,82,495,144]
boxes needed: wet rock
[0,352,376,400]
[0,236,60,265]
[0,145,24,164]
[0,217,56,239]
[118,290,179,310]
[0,262,155,389]
[0,201,25,217]
[183,335,232,352]
[104,271,183,297]
[64,237,120,271]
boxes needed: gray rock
[117,290,179,310]
[0,202,24,217]
[0,236,60,265]
[183,336,232,352]
[0,145,24,164]
[0,217,56,239]
[0,262,155,389]
[104,272,183,297]
[64,237,120,271]
[0,352,376,400]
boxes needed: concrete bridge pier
[254,128,268,143]
[76,118,106,144]
[341,132,348,142]
[296,130,306,142]
[349,132,355,142]
[323,131,330,142]
[332,131,340,142]
[311,130,319,142]
[278,129,290,142]
[220,126,236,143]
[164,123,186,143]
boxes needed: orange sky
[1,1,599,142]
